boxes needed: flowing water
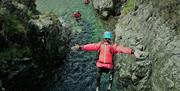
[36,0,112,91]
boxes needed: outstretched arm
[113,44,133,54]
[113,44,144,58]
[80,42,101,51]
[71,42,101,51]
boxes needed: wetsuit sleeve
[80,42,101,51]
[113,44,133,54]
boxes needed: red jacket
[80,42,133,69]
[73,12,81,18]
[84,0,90,4]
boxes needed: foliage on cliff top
[121,0,136,15]
[0,7,26,33]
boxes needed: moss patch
[121,0,136,15]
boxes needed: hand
[134,50,143,58]
[71,44,80,51]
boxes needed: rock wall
[28,13,70,80]
[113,0,180,91]
[0,0,71,90]
[92,0,127,18]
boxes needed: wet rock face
[2,0,36,11]
[2,0,38,22]
[115,60,151,91]
[114,0,180,91]
[28,13,70,71]
[0,2,32,90]
[1,13,71,91]
[0,0,71,90]
[92,0,113,18]
[92,0,126,18]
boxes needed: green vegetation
[4,14,26,33]
[0,47,31,60]
[0,6,30,61]
[0,6,6,15]
[121,0,136,15]
[27,10,33,18]
[0,7,26,33]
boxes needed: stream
[36,0,112,91]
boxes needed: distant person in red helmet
[83,0,90,5]
[73,10,81,21]
[71,31,144,91]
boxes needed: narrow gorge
[0,0,180,91]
